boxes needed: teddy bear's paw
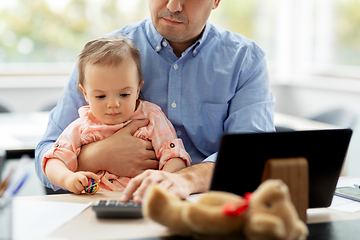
[142,185,193,236]
[197,191,243,206]
[183,203,244,235]
[142,185,182,224]
[192,232,247,240]
[290,221,308,240]
[143,185,171,219]
[245,213,287,240]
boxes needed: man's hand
[77,119,158,177]
[120,162,215,203]
[120,170,190,203]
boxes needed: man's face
[149,0,220,45]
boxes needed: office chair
[275,126,295,132]
[0,103,9,180]
[0,103,10,113]
[45,187,71,195]
[41,103,57,111]
[309,108,357,129]
[0,148,6,181]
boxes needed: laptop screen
[210,129,353,208]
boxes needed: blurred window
[0,0,359,80]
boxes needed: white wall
[271,81,360,176]
[0,76,66,112]
[0,88,62,112]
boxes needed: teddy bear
[142,179,308,240]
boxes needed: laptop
[210,129,353,208]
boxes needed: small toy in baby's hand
[85,178,99,195]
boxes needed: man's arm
[120,162,214,203]
[77,119,158,177]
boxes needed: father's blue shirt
[35,18,275,190]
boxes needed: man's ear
[78,84,88,102]
[212,0,221,10]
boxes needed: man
[35,0,275,202]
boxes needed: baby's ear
[78,84,88,102]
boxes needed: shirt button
[173,64,178,70]
[162,41,168,47]
[177,130,182,136]
[156,45,160,51]
[171,101,177,108]
[193,49,197,55]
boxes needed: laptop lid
[210,129,353,208]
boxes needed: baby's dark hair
[77,35,144,87]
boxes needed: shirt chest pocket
[195,102,228,154]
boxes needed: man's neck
[168,30,204,58]
[169,40,193,58]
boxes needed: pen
[12,173,29,196]
[0,173,29,209]
[0,168,14,198]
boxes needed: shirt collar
[146,18,164,53]
[147,18,211,57]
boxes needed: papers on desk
[13,200,91,240]
[328,177,360,213]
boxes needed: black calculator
[92,200,143,218]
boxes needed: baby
[42,36,191,194]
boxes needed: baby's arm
[134,102,192,170]
[162,157,187,173]
[45,158,99,194]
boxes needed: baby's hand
[64,171,100,194]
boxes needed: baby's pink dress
[42,100,191,191]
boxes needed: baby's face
[80,59,142,125]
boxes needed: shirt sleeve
[41,119,83,176]
[226,50,275,133]
[133,105,192,170]
[35,67,87,190]
[202,152,217,163]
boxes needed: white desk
[274,112,339,130]
[12,191,169,240]
[9,183,360,240]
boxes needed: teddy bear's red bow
[222,192,252,216]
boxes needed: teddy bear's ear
[253,179,290,202]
